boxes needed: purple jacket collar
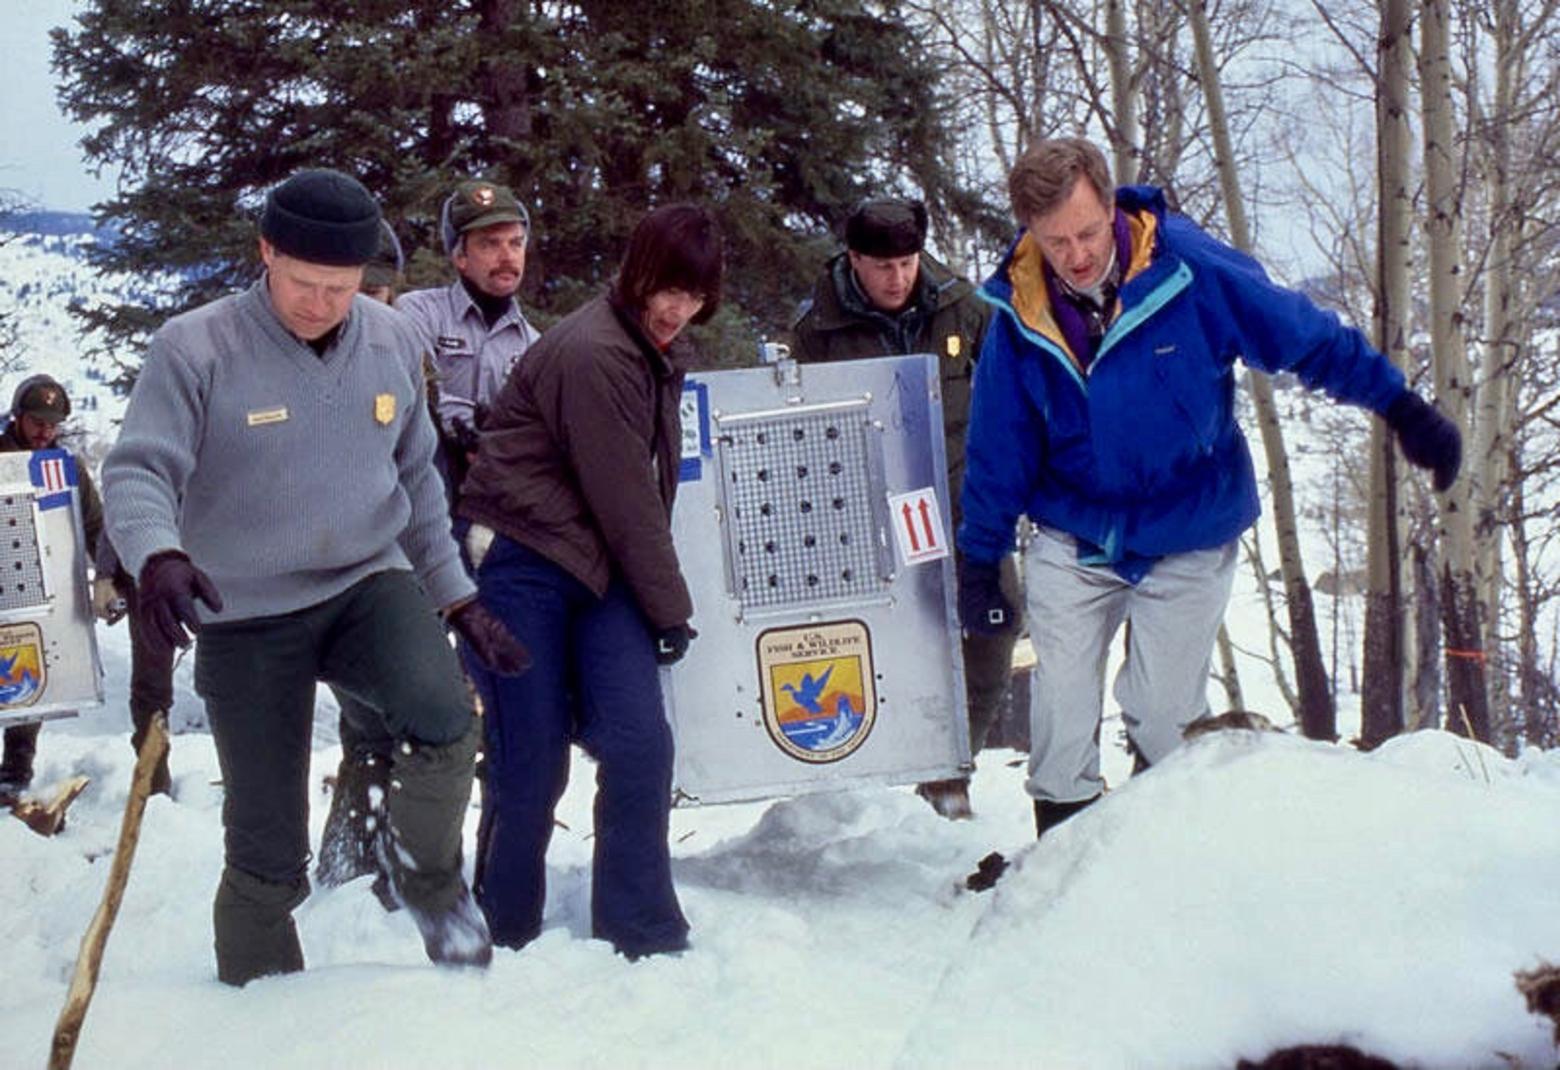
[1043,209,1134,368]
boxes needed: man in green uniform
[790,198,1022,818]
[0,376,104,802]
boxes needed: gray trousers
[1023,525,1237,803]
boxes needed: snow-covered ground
[4,620,1560,1069]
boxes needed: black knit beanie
[260,169,382,266]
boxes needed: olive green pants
[196,570,474,984]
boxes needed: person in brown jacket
[457,204,723,959]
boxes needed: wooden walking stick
[48,711,170,1070]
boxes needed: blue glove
[958,560,1014,636]
[1385,392,1461,492]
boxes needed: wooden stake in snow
[48,711,170,1070]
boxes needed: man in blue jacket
[957,138,1460,838]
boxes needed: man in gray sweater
[102,168,529,987]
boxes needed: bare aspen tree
[1418,0,1487,739]
[904,0,1081,278]
[1106,0,1140,181]
[1472,0,1518,741]
[1467,0,1560,748]
[1360,0,1416,747]
[1188,0,1333,737]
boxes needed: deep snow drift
[4,621,1560,1070]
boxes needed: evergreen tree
[52,0,965,372]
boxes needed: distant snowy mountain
[0,214,137,459]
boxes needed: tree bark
[1360,0,1415,747]
[1419,0,1487,740]
[1473,0,1521,743]
[1189,0,1334,738]
[1105,0,1138,182]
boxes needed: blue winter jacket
[957,185,1407,575]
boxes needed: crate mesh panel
[0,495,47,612]
[719,405,879,610]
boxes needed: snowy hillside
[0,217,134,457]
[6,625,1560,1069]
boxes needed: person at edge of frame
[956,137,1461,840]
[0,375,106,803]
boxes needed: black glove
[447,599,531,676]
[1385,391,1461,492]
[138,551,223,656]
[446,416,480,457]
[654,623,697,666]
[958,560,1014,636]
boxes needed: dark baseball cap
[13,375,71,424]
[442,180,530,254]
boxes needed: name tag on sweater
[436,336,468,352]
[247,406,289,427]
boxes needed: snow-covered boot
[1034,795,1099,840]
[379,725,491,969]
[212,866,307,986]
[316,749,391,889]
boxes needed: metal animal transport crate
[663,351,968,805]
[0,449,104,730]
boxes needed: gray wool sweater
[103,278,474,623]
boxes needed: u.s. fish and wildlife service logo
[0,622,46,709]
[757,620,877,763]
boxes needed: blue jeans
[465,535,688,956]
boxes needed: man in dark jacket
[790,198,1021,820]
[0,375,103,802]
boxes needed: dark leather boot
[1034,795,1100,839]
[1,722,40,800]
